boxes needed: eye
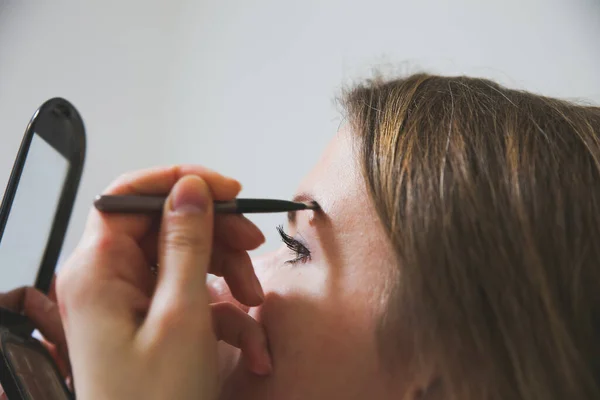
[276,225,311,264]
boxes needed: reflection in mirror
[0,133,68,308]
[5,340,70,399]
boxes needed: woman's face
[214,128,408,399]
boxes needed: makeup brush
[94,195,320,214]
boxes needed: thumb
[153,175,214,309]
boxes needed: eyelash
[276,225,311,264]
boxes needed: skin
[56,167,273,400]
[2,128,423,399]
[215,128,410,399]
[0,282,70,400]
[1,166,273,399]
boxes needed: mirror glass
[0,133,68,293]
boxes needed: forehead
[293,127,396,311]
[296,128,365,219]
[295,127,388,252]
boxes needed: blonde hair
[344,74,600,399]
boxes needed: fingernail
[251,354,272,376]
[256,360,272,376]
[261,347,273,375]
[169,176,210,214]
[264,356,273,374]
[229,177,242,189]
[252,274,265,302]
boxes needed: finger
[105,165,241,199]
[0,286,70,372]
[140,234,263,308]
[211,302,272,375]
[0,287,27,312]
[66,376,74,392]
[211,245,263,307]
[148,175,214,328]
[21,289,70,372]
[85,165,241,242]
[0,287,65,350]
[138,214,264,267]
[48,275,57,302]
[39,338,71,378]
[213,215,265,250]
[207,277,249,313]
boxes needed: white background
[0,0,599,272]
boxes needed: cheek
[250,258,380,388]
[251,258,334,356]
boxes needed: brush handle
[226,199,310,213]
[94,195,315,214]
[94,195,165,212]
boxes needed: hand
[56,165,272,400]
[0,279,71,399]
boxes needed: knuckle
[162,218,210,254]
[79,231,124,256]
[114,170,136,184]
[104,170,137,192]
[155,297,211,338]
[207,278,233,303]
[211,301,238,316]
[89,232,121,253]
[91,233,138,266]
[164,230,200,253]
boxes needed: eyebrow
[288,193,315,225]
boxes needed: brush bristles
[303,201,321,210]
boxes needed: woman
[40,73,600,399]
